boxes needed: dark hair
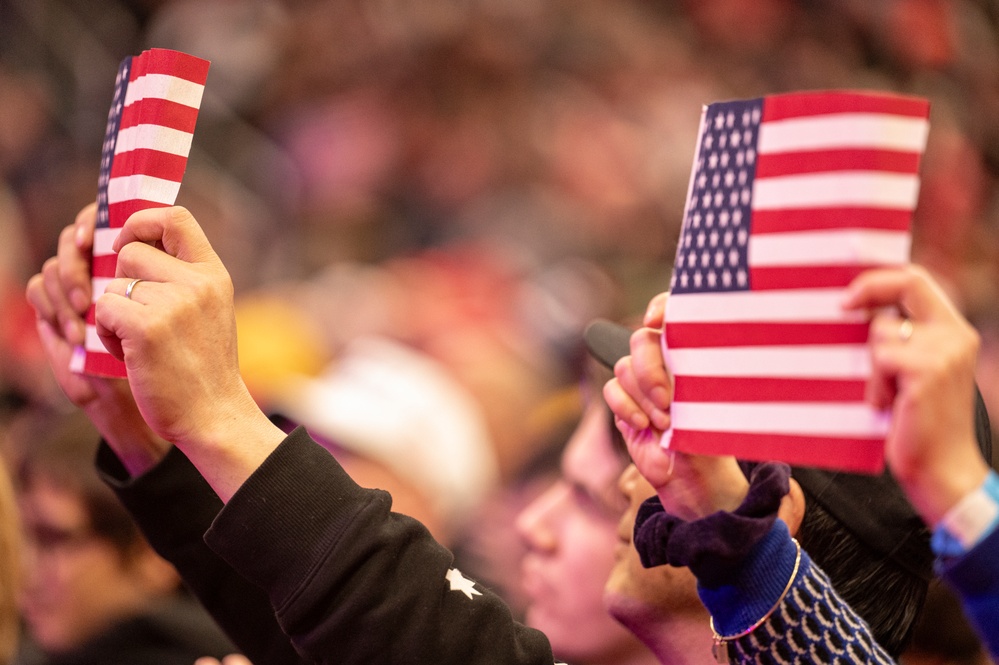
[16,409,141,556]
[796,489,927,658]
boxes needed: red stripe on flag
[108,200,171,228]
[672,376,868,402]
[755,149,922,178]
[666,321,870,348]
[142,48,211,84]
[762,91,930,122]
[670,429,886,473]
[83,351,127,377]
[749,264,882,290]
[110,149,189,182]
[128,50,148,83]
[750,208,913,234]
[91,254,118,278]
[119,98,201,132]
[85,305,96,326]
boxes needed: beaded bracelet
[708,537,802,663]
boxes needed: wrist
[174,382,287,503]
[902,449,989,527]
[83,386,171,476]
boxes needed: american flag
[662,91,930,473]
[71,48,210,378]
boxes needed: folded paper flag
[71,48,210,378]
[661,90,930,473]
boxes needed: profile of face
[516,402,650,664]
[18,475,174,653]
[604,464,708,654]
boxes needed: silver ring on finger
[898,318,913,343]
[125,278,144,301]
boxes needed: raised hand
[603,293,748,520]
[25,204,168,475]
[843,264,988,526]
[93,206,284,500]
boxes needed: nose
[515,481,567,553]
[617,464,640,497]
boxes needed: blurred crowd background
[1,0,998,662]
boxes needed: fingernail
[651,386,670,410]
[64,319,84,345]
[651,409,671,431]
[70,288,90,312]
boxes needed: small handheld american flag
[71,48,210,378]
[662,90,930,473]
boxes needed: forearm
[702,523,895,664]
[205,428,554,665]
[96,440,308,664]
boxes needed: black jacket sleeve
[96,443,309,664]
[204,427,555,665]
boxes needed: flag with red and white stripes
[662,90,930,473]
[72,48,209,378]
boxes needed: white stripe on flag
[671,401,892,437]
[757,114,930,154]
[91,277,114,302]
[114,124,194,157]
[108,174,182,205]
[665,345,871,379]
[84,325,108,353]
[753,172,922,210]
[748,229,911,266]
[665,289,868,323]
[94,227,121,257]
[123,73,206,109]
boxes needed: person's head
[585,318,993,659]
[605,463,711,660]
[515,358,654,665]
[15,410,179,653]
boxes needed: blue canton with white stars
[96,57,132,230]
[672,98,763,295]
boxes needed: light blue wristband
[932,470,999,558]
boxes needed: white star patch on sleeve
[446,568,482,600]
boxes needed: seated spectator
[12,409,236,665]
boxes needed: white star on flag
[446,568,481,600]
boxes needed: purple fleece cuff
[633,462,790,587]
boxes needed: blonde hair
[0,458,19,665]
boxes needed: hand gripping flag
[662,90,930,473]
[71,49,210,378]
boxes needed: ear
[777,478,806,537]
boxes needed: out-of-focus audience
[2,0,999,662]
[9,409,235,664]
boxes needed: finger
[614,355,671,431]
[222,656,254,665]
[603,375,650,431]
[114,235,203,284]
[113,206,220,266]
[643,292,668,328]
[57,222,93,314]
[867,316,909,410]
[94,292,145,361]
[42,256,85,346]
[74,203,97,251]
[103,277,158,305]
[26,272,55,325]
[630,327,672,411]
[843,265,953,323]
